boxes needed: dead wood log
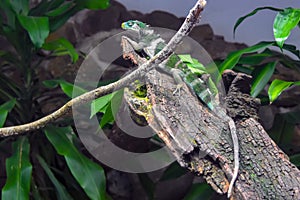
[124,69,300,199]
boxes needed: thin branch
[0,0,207,137]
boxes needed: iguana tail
[227,118,239,198]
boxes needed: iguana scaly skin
[121,20,239,198]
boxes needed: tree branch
[0,0,207,137]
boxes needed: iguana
[121,20,239,198]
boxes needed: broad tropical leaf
[90,93,114,118]
[0,99,16,128]
[2,137,32,200]
[273,8,300,48]
[75,0,110,10]
[251,62,277,97]
[290,154,300,167]
[17,15,49,48]
[183,183,214,200]
[233,6,283,37]
[44,126,106,200]
[9,0,29,15]
[36,155,73,200]
[268,79,300,103]
[42,37,79,62]
[178,54,194,63]
[43,79,86,98]
[219,42,274,73]
[159,162,187,181]
[45,2,73,17]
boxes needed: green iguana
[121,20,239,198]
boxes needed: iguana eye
[128,21,133,27]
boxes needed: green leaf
[251,62,277,97]
[160,162,187,181]
[46,80,75,96]
[43,80,86,98]
[17,15,49,48]
[99,103,114,128]
[75,0,110,10]
[138,174,155,200]
[42,37,79,62]
[268,113,296,144]
[0,50,21,66]
[29,0,64,15]
[90,90,123,127]
[0,99,16,128]
[48,6,79,32]
[238,49,274,65]
[183,183,213,200]
[0,98,16,111]
[290,154,300,167]
[273,8,300,49]
[178,54,194,64]
[36,155,73,200]
[268,79,295,103]
[281,43,300,59]
[9,0,29,15]
[45,2,73,17]
[207,77,218,97]
[60,81,86,98]
[233,6,283,37]
[2,137,32,200]
[44,126,106,200]
[110,89,124,117]
[219,41,274,74]
[43,80,59,88]
[90,93,114,118]
[0,2,15,28]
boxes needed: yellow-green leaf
[178,54,193,63]
[273,8,300,49]
[268,79,295,103]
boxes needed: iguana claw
[173,83,183,96]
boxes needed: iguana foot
[173,83,183,96]
[121,37,138,64]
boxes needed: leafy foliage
[90,89,124,127]
[224,5,300,175]
[183,183,214,200]
[0,0,109,199]
[273,8,300,49]
[227,6,300,102]
[0,99,16,128]
[42,38,79,62]
[268,79,300,103]
[250,61,276,97]
[2,137,32,200]
[36,155,74,200]
[44,126,106,200]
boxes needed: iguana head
[121,20,148,31]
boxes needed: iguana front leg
[157,62,184,96]
[121,36,146,65]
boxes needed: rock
[141,11,183,30]
[74,1,129,37]
[189,24,214,41]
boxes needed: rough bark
[124,69,300,199]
